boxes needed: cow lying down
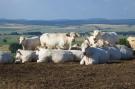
[80,47,110,65]
[36,48,83,63]
[80,40,134,65]
[15,49,38,63]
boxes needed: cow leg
[68,42,72,50]
[22,46,25,50]
[80,58,85,65]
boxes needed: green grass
[0,35,19,45]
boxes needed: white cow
[36,47,82,63]
[19,36,40,50]
[15,49,38,63]
[40,32,79,50]
[80,47,109,65]
[51,50,74,63]
[116,45,134,60]
[81,41,120,65]
[0,51,13,64]
[35,48,52,63]
[81,41,109,65]
[103,47,121,61]
[92,30,119,47]
[83,36,111,48]
[81,39,91,53]
[127,36,135,50]
[103,45,133,61]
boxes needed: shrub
[118,38,129,47]
[3,39,7,43]
[9,43,22,53]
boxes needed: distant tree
[9,43,22,53]
[22,32,42,36]
[3,39,7,43]
[10,32,19,35]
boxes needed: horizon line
[0,18,135,21]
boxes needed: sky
[0,0,135,20]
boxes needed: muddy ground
[0,60,135,89]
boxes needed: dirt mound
[0,60,135,89]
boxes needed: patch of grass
[0,45,9,51]
[0,35,19,45]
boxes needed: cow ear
[66,33,70,37]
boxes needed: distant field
[0,24,135,34]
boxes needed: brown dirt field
[0,60,135,89]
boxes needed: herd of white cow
[0,30,135,65]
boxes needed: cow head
[15,49,22,58]
[127,37,135,42]
[66,32,80,42]
[92,30,102,40]
[19,36,25,44]
[15,49,22,63]
[93,30,101,36]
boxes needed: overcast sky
[0,0,135,20]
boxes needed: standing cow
[40,32,80,50]
[19,36,40,50]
